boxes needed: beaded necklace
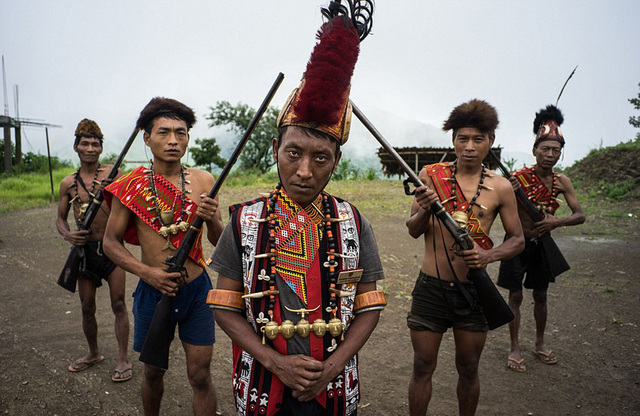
[148,162,190,249]
[70,164,102,223]
[258,183,344,343]
[449,161,487,227]
[530,165,559,212]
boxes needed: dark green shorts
[407,271,488,333]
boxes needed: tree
[190,137,227,172]
[101,152,126,171]
[205,101,280,173]
[629,82,640,141]
[333,158,360,181]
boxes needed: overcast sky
[2,0,639,170]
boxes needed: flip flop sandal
[507,356,527,372]
[68,355,105,372]
[533,350,558,365]
[111,365,133,382]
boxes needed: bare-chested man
[497,105,585,372]
[56,118,132,382]
[406,100,524,416]
[103,98,224,416]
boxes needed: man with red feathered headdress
[208,3,386,415]
[497,105,585,372]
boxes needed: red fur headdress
[533,105,565,147]
[277,15,361,145]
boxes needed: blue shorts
[132,271,216,352]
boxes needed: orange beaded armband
[353,290,387,314]
[206,289,245,313]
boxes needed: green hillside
[565,140,640,200]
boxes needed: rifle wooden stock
[352,102,514,330]
[57,127,141,293]
[488,150,570,278]
[139,73,285,369]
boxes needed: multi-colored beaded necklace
[70,164,102,223]
[530,165,559,212]
[148,162,190,249]
[257,183,345,343]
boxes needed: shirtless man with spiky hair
[104,98,224,416]
[406,100,524,416]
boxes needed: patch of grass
[0,168,75,213]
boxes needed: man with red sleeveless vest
[497,105,585,372]
[208,7,386,416]
[406,99,524,416]
[103,98,224,415]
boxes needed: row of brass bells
[158,221,189,238]
[262,317,345,342]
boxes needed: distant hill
[565,140,640,200]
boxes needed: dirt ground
[1,191,639,415]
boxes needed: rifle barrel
[351,101,472,250]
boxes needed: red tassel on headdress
[293,17,360,127]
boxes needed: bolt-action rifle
[57,127,141,292]
[488,150,570,278]
[351,102,514,330]
[139,73,284,369]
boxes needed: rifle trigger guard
[176,267,189,287]
[164,258,189,287]
[403,178,416,196]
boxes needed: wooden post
[45,128,54,203]
[3,124,11,173]
[14,121,21,165]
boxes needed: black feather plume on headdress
[533,105,564,135]
[321,0,374,41]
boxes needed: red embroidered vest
[227,192,363,416]
[104,166,206,269]
[425,162,493,250]
[512,166,560,215]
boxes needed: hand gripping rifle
[139,72,285,369]
[488,150,570,278]
[57,127,141,292]
[351,102,514,330]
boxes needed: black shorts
[407,271,488,333]
[79,241,116,288]
[497,238,554,292]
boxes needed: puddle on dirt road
[571,236,621,244]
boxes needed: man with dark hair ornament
[497,105,585,372]
[406,99,524,415]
